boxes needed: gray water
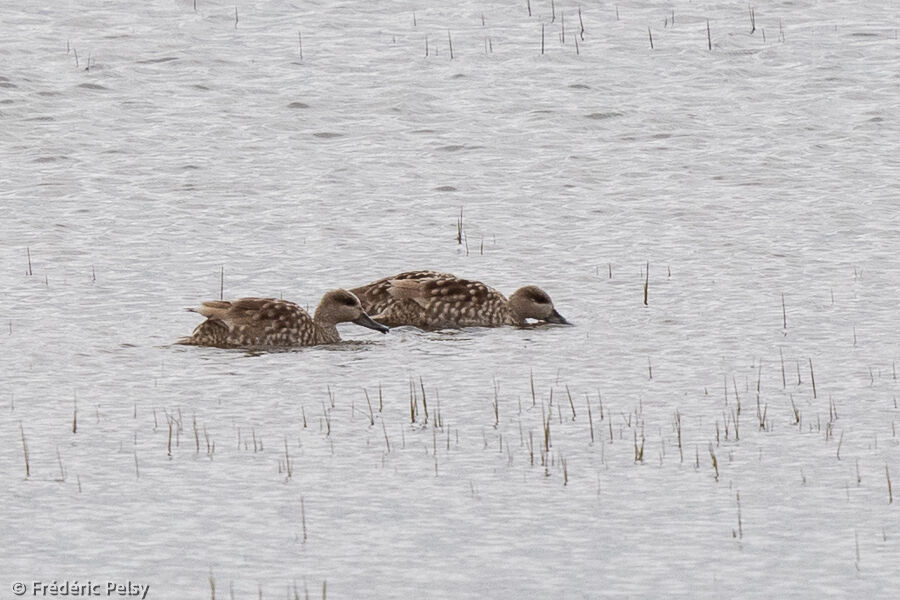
[2,0,899,598]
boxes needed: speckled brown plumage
[349,271,568,330]
[349,270,452,318]
[178,290,388,348]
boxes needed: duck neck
[312,317,341,344]
[504,302,527,326]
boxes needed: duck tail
[186,300,232,320]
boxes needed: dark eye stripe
[335,293,358,306]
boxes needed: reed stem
[20,423,30,478]
[301,496,308,542]
[809,358,817,399]
[887,465,893,504]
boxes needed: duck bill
[545,309,570,325]
[354,312,390,334]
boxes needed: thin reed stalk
[809,358,817,399]
[586,395,594,443]
[578,6,585,40]
[781,292,787,329]
[565,385,575,420]
[300,496,308,542]
[419,377,429,424]
[674,410,683,463]
[643,261,649,304]
[364,389,374,426]
[887,465,893,504]
[20,423,30,478]
[530,371,536,408]
[284,438,293,479]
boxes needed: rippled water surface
[2,0,899,598]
